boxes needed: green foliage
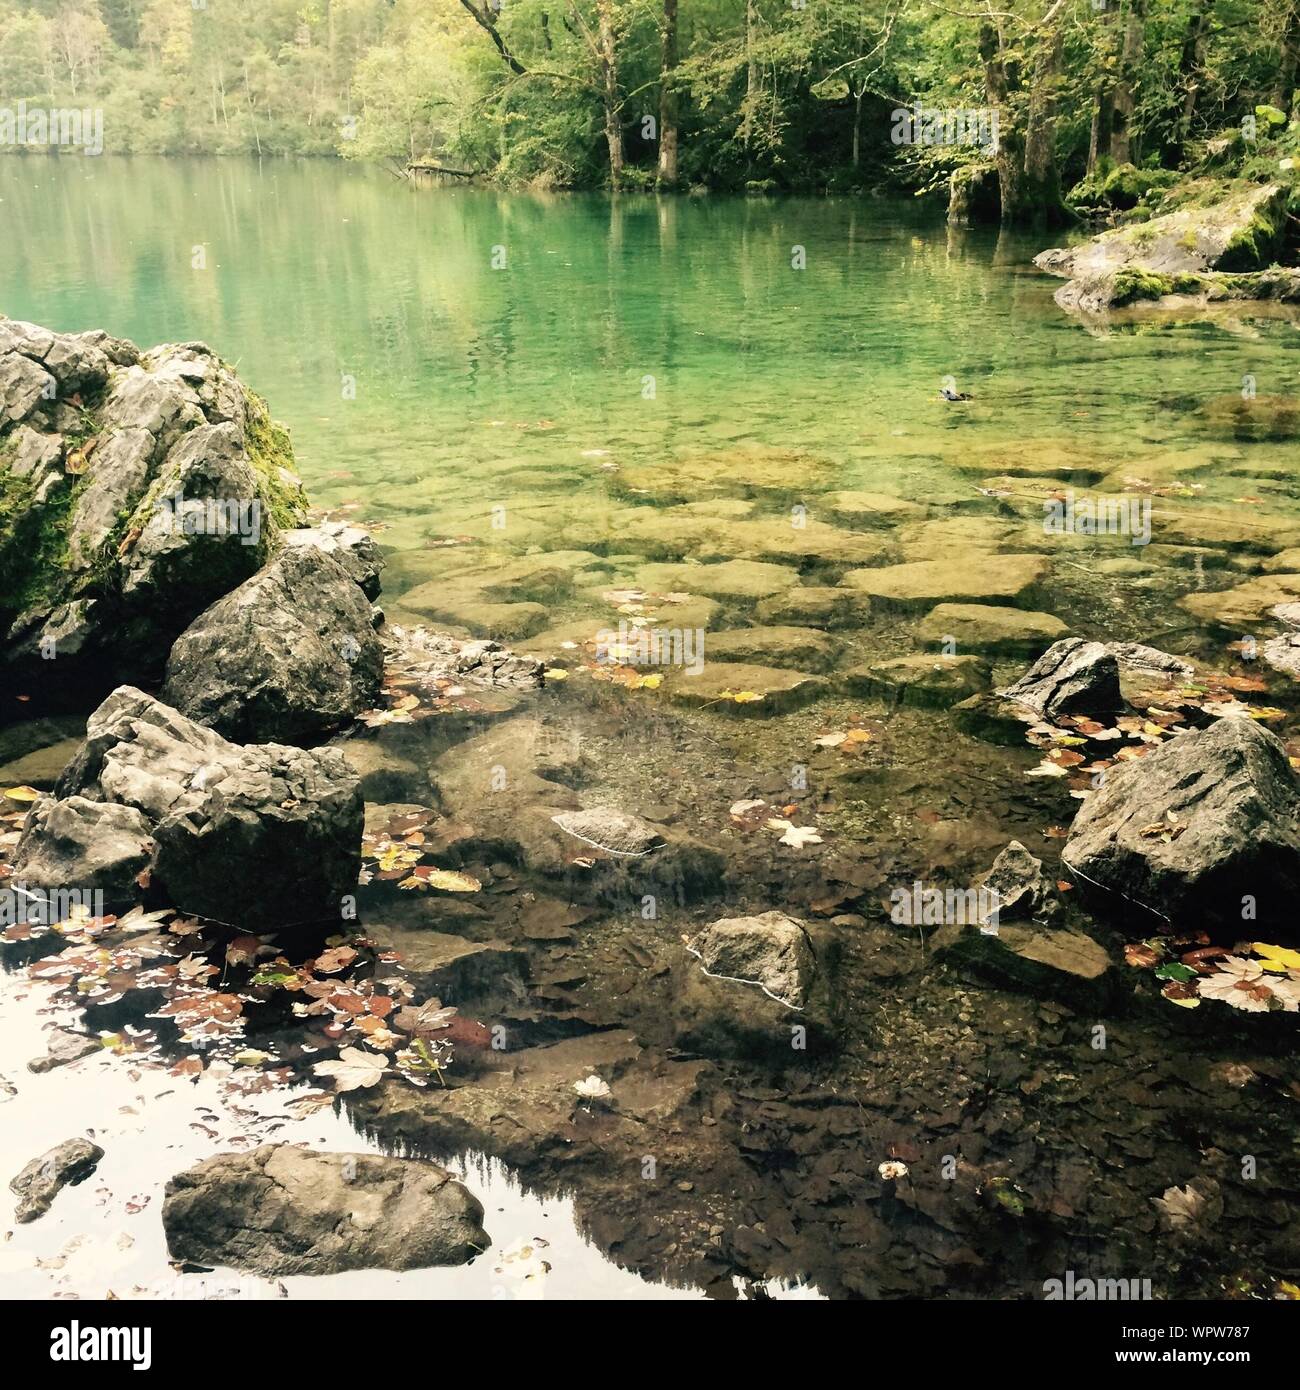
[0,0,1293,203]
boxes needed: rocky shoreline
[3,316,1300,1298]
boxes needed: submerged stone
[918,603,1069,655]
[840,555,1047,608]
[703,625,841,672]
[666,662,828,714]
[845,654,991,708]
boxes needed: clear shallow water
[4,156,1300,1303]
[2,155,1296,557]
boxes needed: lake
[3,155,1299,1302]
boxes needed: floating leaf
[2,786,40,803]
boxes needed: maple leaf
[312,1046,387,1092]
[765,818,822,848]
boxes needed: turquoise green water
[3,154,1296,573]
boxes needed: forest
[1,0,1297,219]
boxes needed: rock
[1061,717,1300,931]
[13,687,362,929]
[819,490,925,526]
[999,638,1121,718]
[281,521,384,598]
[1,322,309,701]
[1262,631,1300,680]
[950,692,1040,745]
[1181,573,1300,628]
[27,1029,99,1074]
[841,555,1048,608]
[918,604,1069,655]
[665,662,828,714]
[636,559,798,603]
[703,625,841,672]
[366,927,526,1004]
[933,923,1115,1005]
[1262,548,1300,573]
[1108,642,1195,680]
[10,796,155,906]
[382,626,544,691]
[845,654,991,708]
[1034,181,1289,313]
[163,548,383,744]
[162,1144,489,1275]
[10,1138,104,1222]
[431,716,721,897]
[1199,393,1300,444]
[755,586,866,628]
[976,841,1052,921]
[552,808,665,857]
[676,912,838,1058]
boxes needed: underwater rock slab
[918,603,1069,656]
[846,654,991,708]
[840,555,1048,608]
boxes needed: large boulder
[1000,638,1121,719]
[163,547,383,744]
[1062,717,1300,932]
[0,318,307,703]
[1034,181,1288,313]
[162,1145,489,1275]
[12,687,362,928]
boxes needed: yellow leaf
[2,786,40,802]
[638,673,663,689]
[543,667,569,681]
[727,690,764,703]
[420,868,482,893]
[1252,942,1300,971]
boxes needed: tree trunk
[1172,0,1214,159]
[597,0,623,188]
[1023,7,1065,210]
[980,7,1069,226]
[657,0,679,187]
[743,0,757,149]
[1273,2,1299,111]
[852,87,863,169]
[1087,85,1113,172]
[1111,0,1146,165]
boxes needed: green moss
[241,385,309,533]
[1108,269,1210,306]
[1218,199,1287,271]
[1068,161,1177,212]
[0,462,78,623]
